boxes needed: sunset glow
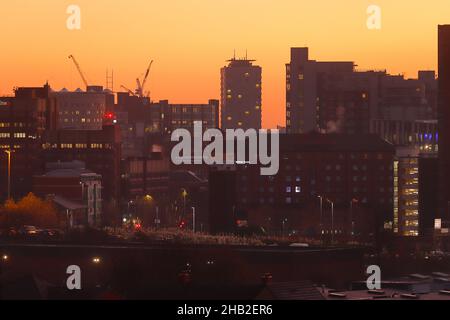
[0,0,449,128]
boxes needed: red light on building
[104,112,118,124]
[104,112,114,119]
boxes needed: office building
[0,84,57,199]
[148,99,219,135]
[209,133,395,238]
[371,119,438,150]
[53,88,108,130]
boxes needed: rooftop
[279,133,395,153]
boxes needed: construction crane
[68,55,89,89]
[120,85,136,96]
[136,60,154,98]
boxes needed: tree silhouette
[0,193,58,228]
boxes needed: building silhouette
[286,47,437,134]
[0,84,58,199]
[221,57,262,130]
[438,25,450,221]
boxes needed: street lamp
[350,199,359,238]
[282,218,288,237]
[327,199,335,245]
[4,150,13,200]
[181,188,188,217]
[192,207,196,233]
[317,195,324,243]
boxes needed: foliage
[0,193,58,228]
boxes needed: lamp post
[181,188,188,218]
[282,218,288,237]
[350,199,358,239]
[4,150,12,200]
[155,206,160,230]
[192,207,196,233]
[318,195,324,243]
[327,199,335,245]
[144,194,155,228]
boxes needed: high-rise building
[221,58,262,130]
[286,48,437,135]
[286,48,371,134]
[438,25,450,221]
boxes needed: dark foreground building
[419,156,439,236]
[438,25,450,221]
[0,84,57,200]
[41,125,121,201]
[209,133,395,239]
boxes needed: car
[19,225,41,236]
[38,229,63,238]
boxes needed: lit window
[295,186,301,193]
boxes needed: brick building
[209,133,395,239]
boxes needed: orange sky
[0,0,449,128]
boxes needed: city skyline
[2,1,450,302]
[1,0,448,128]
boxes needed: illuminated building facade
[395,148,420,236]
[53,88,107,130]
[221,58,262,130]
